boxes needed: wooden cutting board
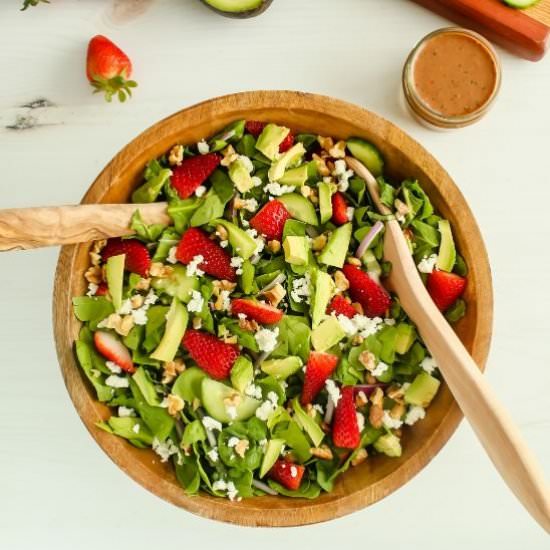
[412,0,550,60]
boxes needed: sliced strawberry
[94,330,135,373]
[327,295,356,318]
[342,264,391,318]
[95,282,109,296]
[102,238,151,277]
[245,120,294,152]
[249,199,291,241]
[427,270,467,311]
[176,228,236,282]
[332,386,360,449]
[301,352,339,405]
[269,459,305,491]
[279,133,295,153]
[331,192,349,225]
[171,153,221,199]
[182,329,239,380]
[231,298,283,325]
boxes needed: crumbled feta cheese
[254,327,279,353]
[230,256,244,275]
[241,218,250,227]
[333,159,354,192]
[105,361,122,374]
[384,318,396,326]
[167,246,178,264]
[187,290,204,313]
[197,140,210,155]
[237,313,247,320]
[218,290,231,311]
[212,479,227,492]
[186,255,205,277]
[118,406,135,417]
[420,356,437,374]
[335,314,357,336]
[202,416,222,432]
[132,423,140,434]
[86,283,98,297]
[313,404,325,416]
[241,198,259,212]
[251,176,262,187]
[245,383,262,400]
[105,375,129,389]
[226,405,238,420]
[227,437,240,448]
[245,228,265,255]
[417,254,438,274]
[131,307,149,326]
[371,361,389,377]
[207,448,219,462]
[264,182,295,196]
[143,290,158,307]
[152,437,178,462]
[382,410,403,430]
[195,185,207,198]
[118,299,133,315]
[226,481,239,501]
[334,313,383,338]
[290,273,311,304]
[325,379,341,407]
[219,240,229,248]
[290,466,298,478]
[404,405,426,426]
[346,206,355,221]
[255,391,279,421]
[356,412,365,432]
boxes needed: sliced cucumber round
[201,378,261,423]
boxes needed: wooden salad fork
[346,156,550,533]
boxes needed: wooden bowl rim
[53,90,493,527]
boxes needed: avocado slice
[261,356,303,379]
[318,181,334,224]
[310,270,335,327]
[255,124,290,160]
[395,324,416,355]
[311,316,345,352]
[278,193,318,226]
[279,165,309,186]
[201,0,273,18]
[151,264,199,303]
[373,433,402,457]
[283,235,309,266]
[268,143,306,182]
[105,253,125,311]
[346,138,384,177]
[405,372,441,407]
[228,157,255,194]
[361,249,382,276]
[230,356,254,393]
[436,219,456,272]
[259,438,285,478]
[201,378,261,423]
[214,218,257,259]
[292,398,325,447]
[150,298,188,362]
[317,223,352,268]
[172,366,207,403]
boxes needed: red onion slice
[355,221,384,258]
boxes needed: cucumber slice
[201,378,261,423]
[346,138,384,177]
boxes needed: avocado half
[200,0,273,18]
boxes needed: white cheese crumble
[255,391,279,421]
[405,405,426,426]
[186,255,205,277]
[290,466,298,478]
[230,256,244,275]
[241,198,259,212]
[226,405,238,420]
[333,159,354,192]
[245,383,263,400]
[346,206,355,221]
[105,361,122,374]
[118,299,133,315]
[291,273,311,304]
[218,290,231,311]
[382,410,403,430]
[166,246,178,264]
[356,411,365,432]
[254,327,279,353]
[384,318,396,326]
[325,379,341,407]
[197,140,210,155]
[334,313,383,338]
[152,438,178,462]
[417,254,438,274]
[371,361,390,377]
[187,290,204,313]
[227,437,240,448]
[202,416,222,432]
[252,176,262,187]
[105,375,129,389]
[118,406,135,417]
[313,404,325,416]
[195,185,207,198]
[132,423,140,434]
[207,448,219,462]
[420,356,437,374]
[264,182,295,196]
[212,479,241,501]
[219,240,229,248]
[131,307,149,326]
[245,228,265,255]
[86,283,98,297]
[144,289,158,306]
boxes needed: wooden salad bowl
[53,91,493,527]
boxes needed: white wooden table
[1,1,549,547]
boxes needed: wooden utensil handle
[385,221,550,533]
[0,203,170,251]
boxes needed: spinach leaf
[174,454,201,495]
[72,297,114,329]
[210,168,236,203]
[130,210,166,242]
[132,367,161,406]
[152,227,181,262]
[272,315,311,363]
[268,478,321,499]
[75,340,114,402]
[219,319,259,352]
[142,305,169,353]
[167,197,200,233]
[181,419,207,448]
[131,160,172,203]
[445,299,466,323]
[190,191,225,227]
[99,416,154,446]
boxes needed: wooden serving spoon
[346,156,550,533]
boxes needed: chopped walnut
[326,159,335,174]
[317,136,334,153]
[238,317,259,332]
[358,350,376,371]
[370,387,384,408]
[98,313,134,337]
[215,224,229,241]
[300,185,312,198]
[168,144,184,166]
[329,140,347,159]
[221,333,238,344]
[351,448,368,467]
[262,283,286,307]
[309,190,319,204]
[192,316,203,330]
[220,145,238,167]
[89,240,107,267]
[312,234,327,251]
[334,270,350,292]
[267,240,281,254]
[212,280,237,296]
[304,403,315,417]
[162,358,186,384]
[312,153,330,177]
[214,291,230,312]
[352,334,364,346]
[310,445,333,460]
[352,302,364,315]
[135,277,151,291]
[84,265,103,285]
[130,294,144,309]
[149,263,173,278]
[365,373,377,385]
[347,256,361,267]
[234,439,250,459]
[391,402,406,420]
[224,392,242,410]
[355,390,368,408]
[386,385,406,403]
[369,404,384,429]
[166,394,184,416]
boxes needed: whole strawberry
[86,35,137,103]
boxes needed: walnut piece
[312,153,330,177]
[234,439,250,459]
[220,145,238,167]
[267,239,281,254]
[334,270,349,292]
[351,448,368,467]
[168,144,184,166]
[149,263,173,278]
[358,350,376,371]
[98,313,134,337]
[347,256,361,267]
[369,404,384,429]
[317,136,334,153]
[84,265,103,285]
[162,358,186,384]
[355,390,368,408]
[135,277,151,291]
[310,445,334,460]
[370,387,384,408]
[329,140,347,159]
[262,283,286,307]
[238,317,259,332]
[312,234,327,251]
[166,394,184,416]
[192,316,203,330]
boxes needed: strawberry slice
[427,270,467,311]
[94,330,135,373]
[326,295,356,318]
[95,282,109,296]
[182,329,239,380]
[176,228,236,282]
[231,298,283,325]
[171,152,221,199]
[331,192,349,225]
[269,459,305,491]
[301,352,339,405]
[342,264,391,318]
[249,199,291,241]
[102,238,151,277]
[245,120,294,152]
[332,386,360,449]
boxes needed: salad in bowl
[72,119,468,501]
